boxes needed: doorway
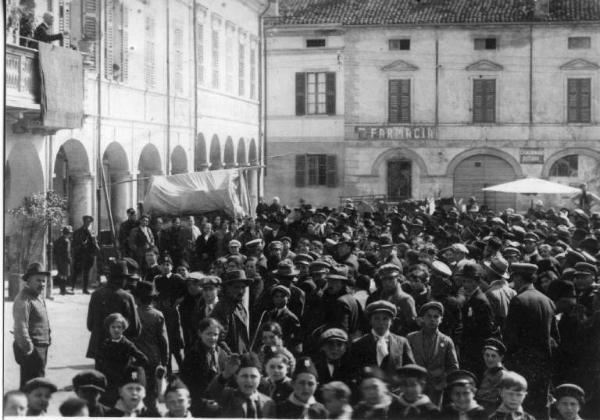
[387,160,412,200]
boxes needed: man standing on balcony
[33,12,68,47]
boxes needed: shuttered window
[82,0,98,68]
[239,41,245,96]
[121,3,129,82]
[174,25,184,93]
[388,79,411,123]
[104,0,114,79]
[211,23,220,89]
[295,154,337,187]
[106,1,128,82]
[196,23,205,85]
[295,72,336,116]
[59,0,71,48]
[144,16,156,89]
[250,41,257,99]
[225,24,234,93]
[567,78,591,123]
[473,79,496,123]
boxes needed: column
[111,171,132,225]
[69,173,94,227]
[247,168,258,210]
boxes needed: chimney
[533,0,550,19]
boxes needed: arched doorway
[224,137,235,168]
[53,139,92,228]
[237,138,247,166]
[209,135,222,170]
[137,144,162,202]
[194,133,207,171]
[171,146,188,175]
[102,142,130,226]
[249,138,258,165]
[453,154,518,211]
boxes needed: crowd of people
[8,195,600,419]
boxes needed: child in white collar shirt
[488,371,535,420]
[259,351,294,403]
[275,357,328,419]
[438,370,487,420]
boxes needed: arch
[209,135,222,170]
[224,136,235,168]
[138,143,162,173]
[56,139,90,174]
[237,138,247,166]
[102,141,129,172]
[171,146,188,175]
[370,147,429,176]
[194,133,207,171]
[445,147,523,178]
[542,148,600,178]
[249,138,258,165]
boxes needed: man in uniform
[72,215,100,294]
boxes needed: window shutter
[121,2,129,82]
[83,0,98,68]
[399,79,410,123]
[104,0,114,79]
[326,72,336,115]
[580,79,591,122]
[59,0,71,48]
[473,79,484,122]
[326,155,337,188]
[484,79,496,122]
[295,155,306,187]
[295,72,306,116]
[389,80,400,123]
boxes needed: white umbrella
[482,178,581,194]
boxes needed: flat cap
[202,275,222,287]
[268,241,283,249]
[326,273,350,283]
[523,232,540,242]
[280,236,292,243]
[365,300,397,318]
[294,253,314,266]
[509,263,538,275]
[566,249,586,265]
[245,238,263,248]
[431,260,452,278]
[228,239,242,247]
[270,284,291,297]
[446,370,478,388]
[23,378,58,393]
[310,260,332,273]
[553,384,585,405]
[502,247,522,256]
[396,364,428,380]
[483,338,507,356]
[451,243,469,254]
[574,261,597,275]
[319,328,348,344]
[72,370,107,392]
[419,301,445,316]
[187,271,205,282]
[378,263,402,276]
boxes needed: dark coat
[210,296,250,354]
[181,342,230,400]
[264,306,302,348]
[53,236,71,276]
[505,284,558,361]
[348,332,415,378]
[461,288,494,352]
[436,404,487,420]
[258,377,294,403]
[86,285,141,359]
[196,234,218,271]
[407,330,459,393]
[321,289,363,336]
[105,404,161,418]
[276,398,328,419]
[118,219,138,256]
[206,375,276,418]
[129,226,155,259]
[179,294,205,349]
[72,226,99,262]
[352,395,436,419]
[33,22,63,44]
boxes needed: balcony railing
[6,40,41,109]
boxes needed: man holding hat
[72,370,110,417]
[53,225,73,295]
[211,270,252,354]
[13,263,51,389]
[72,215,100,294]
[348,300,415,379]
[504,262,558,417]
[86,259,141,360]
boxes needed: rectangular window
[474,37,497,50]
[389,39,410,50]
[295,154,337,187]
[225,26,234,93]
[306,38,326,48]
[568,78,591,123]
[211,27,220,89]
[295,72,336,115]
[250,43,257,99]
[473,79,496,123]
[388,79,411,123]
[238,42,245,96]
[568,36,591,49]
[196,23,205,85]
[144,16,156,89]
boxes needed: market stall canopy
[143,169,250,217]
[482,178,581,194]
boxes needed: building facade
[5,0,268,272]
[264,0,600,211]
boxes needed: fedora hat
[223,269,251,285]
[484,257,510,280]
[273,260,299,277]
[22,262,50,281]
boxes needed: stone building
[264,0,600,211]
[5,0,269,271]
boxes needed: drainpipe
[166,0,171,174]
[258,0,272,197]
[435,36,439,129]
[529,25,533,135]
[96,0,103,234]
[192,0,198,171]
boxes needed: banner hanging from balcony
[38,43,84,129]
